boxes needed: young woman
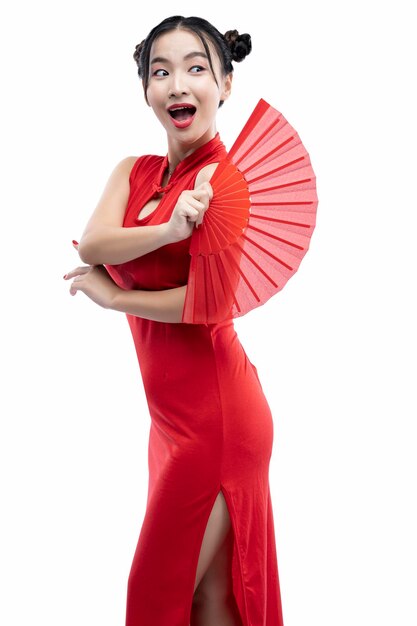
[64,15,284,626]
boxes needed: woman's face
[145,28,232,146]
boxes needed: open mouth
[168,106,197,121]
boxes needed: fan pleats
[182,99,318,324]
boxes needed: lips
[167,103,197,129]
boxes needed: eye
[190,65,205,73]
[152,69,168,77]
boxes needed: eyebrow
[150,51,208,65]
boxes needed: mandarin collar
[152,132,227,195]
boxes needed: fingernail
[63,274,67,279]
[72,240,79,245]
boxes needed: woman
[64,15,284,626]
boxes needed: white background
[1,1,416,625]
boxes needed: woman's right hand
[165,181,213,243]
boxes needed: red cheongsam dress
[104,133,285,626]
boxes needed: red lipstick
[167,103,197,129]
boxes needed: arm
[111,284,187,324]
[77,157,174,266]
[110,166,217,324]
[78,222,173,265]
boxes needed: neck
[166,126,218,173]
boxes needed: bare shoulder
[79,155,141,240]
[100,155,141,194]
[119,155,141,177]
[194,162,220,189]
[108,155,142,182]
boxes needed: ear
[220,72,233,103]
[142,80,151,106]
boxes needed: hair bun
[224,29,252,62]
[133,39,145,67]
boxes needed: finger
[201,181,213,200]
[191,187,212,204]
[194,182,213,201]
[63,265,91,279]
[194,211,206,229]
[178,198,205,217]
[181,207,200,222]
[69,281,79,296]
[195,209,205,228]
[187,198,206,211]
[69,273,86,296]
[195,211,209,228]
[189,197,210,227]
[65,265,91,277]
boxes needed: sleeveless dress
[104,133,285,626]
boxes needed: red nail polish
[72,240,79,245]
[63,274,67,279]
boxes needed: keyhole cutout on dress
[137,194,163,221]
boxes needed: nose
[168,71,190,98]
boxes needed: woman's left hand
[64,263,121,309]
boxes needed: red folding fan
[181,98,318,324]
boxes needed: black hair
[133,15,252,108]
